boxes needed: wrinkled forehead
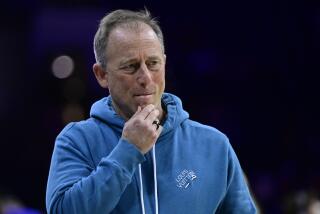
[108,22,159,45]
[117,21,154,34]
[106,23,162,61]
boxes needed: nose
[136,63,152,87]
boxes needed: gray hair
[93,9,165,69]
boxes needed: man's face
[104,23,166,120]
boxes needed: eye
[147,60,161,71]
[120,63,139,74]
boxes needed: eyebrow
[147,56,161,61]
[119,55,162,65]
[119,58,138,65]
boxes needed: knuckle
[151,110,159,118]
[146,125,154,132]
[141,122,149,129]
[151,132,158,139]
[133,118,143,126]
[154,109,160,115]
[146,104,155,111]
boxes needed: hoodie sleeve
[216,141,257,214]
[46,123,145,214]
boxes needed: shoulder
[179,119,232,152]
[55,118,111,152]
[57,118,101,139]
[183,119,228,141]
[55,117,118,151]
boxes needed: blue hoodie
[46,93,257,213]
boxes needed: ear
[93,63,108,88]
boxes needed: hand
[122,104,163,154]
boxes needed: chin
[138,102,151,109]
[133,96,160,109]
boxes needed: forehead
[106,23,162,60]
[110,22,158,42]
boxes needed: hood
[90,92,189,214]
[89,92,189,136]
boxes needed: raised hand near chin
[122,104,163,154]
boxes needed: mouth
[133,91,154,97]
[133,92,155,103]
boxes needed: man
[46,9,257,213]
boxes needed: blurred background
[0,0,319,213]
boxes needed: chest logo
[175,169,197,189]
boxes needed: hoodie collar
[89,93,189,135]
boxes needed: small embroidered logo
[176,169,197,189]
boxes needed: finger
[135,104,155,120]
[145,108,160,124]
[151,119,160,130]
[131,106,142,118]
[155,124,163,136]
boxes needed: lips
[133,92,155,103]
[133,92,155,97]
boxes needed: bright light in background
[51,55,74,79]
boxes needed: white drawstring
[138,164,146,214]
[138,146,159,214]
[152,146,159,214]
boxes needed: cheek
[110,75,133,93]
[154,71,165,87]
